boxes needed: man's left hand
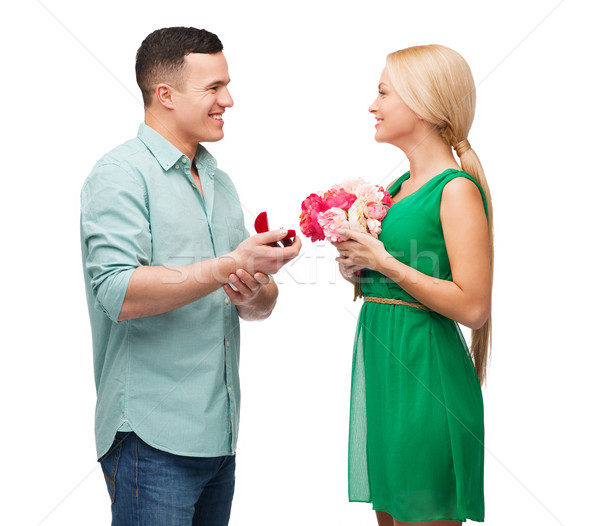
[224,269,273,309]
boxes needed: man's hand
[224,269,271,307]
[223,269,278,321]
[222,229,301,321]
[230,229,302,276]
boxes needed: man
[80,27,301,525]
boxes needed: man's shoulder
[82,136,151,197]
[94,136,148,171]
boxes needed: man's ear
[155,83,176,109]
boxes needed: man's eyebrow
[206,78,231,87]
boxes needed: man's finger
[228,273,252,295]
[253,272,271,285]
[235,269,260,291]
[254,228,295,245]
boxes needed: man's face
[170,52,233,144]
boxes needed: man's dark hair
[135,27,223,107]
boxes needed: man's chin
[198,132,225,144]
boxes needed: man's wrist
[216,253,241,283]
[239,280,277,320]
[189,254,239,285]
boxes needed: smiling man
[80,27,301,526]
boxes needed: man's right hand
[230,229,302,276]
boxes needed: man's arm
[118,230,300,321]
[82,163,301,323]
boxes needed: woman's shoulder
[437,168,476,184]
[440,170,488,219]
[441,170,479,191]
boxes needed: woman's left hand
[333,229,389,273]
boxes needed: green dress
[348,169,487,522]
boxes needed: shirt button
[225,298,230,305]
[228,386,232,392]
[225,340,230,348]
[182,158,187,164]
[175,164,180,169]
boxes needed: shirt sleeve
[80,162,151,322]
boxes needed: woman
[334,45,493,525]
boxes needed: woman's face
[369,67,421,146]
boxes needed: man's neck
[144,109,197,161]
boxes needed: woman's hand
[333,230,389,273]
[337,262,358,283]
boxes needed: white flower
[347,200,368,233]
[367,218,382,236]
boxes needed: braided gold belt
[363,296,427,311]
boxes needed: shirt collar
[137,123,184,171]
[137,123,217,178]
[194,144,217,179]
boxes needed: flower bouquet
[299,179,392,298]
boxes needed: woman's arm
[335,178,491,329]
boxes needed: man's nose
[220,87,234,108]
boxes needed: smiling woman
[335,45,493,526]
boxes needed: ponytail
[454,141,493,385]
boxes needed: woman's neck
[398,128,460,183]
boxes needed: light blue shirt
[81,123,248,459]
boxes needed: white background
[1,1,598,525]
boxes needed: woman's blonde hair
[386,45,494,385]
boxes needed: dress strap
[363,296,428,311]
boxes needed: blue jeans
[99,432,235,526]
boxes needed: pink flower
[322,188,357,210]
[299,179,393,243]
[366,201,388,221]
[299,193,326,242]
[317,207,350,242]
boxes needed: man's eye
[378,90,385,96]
